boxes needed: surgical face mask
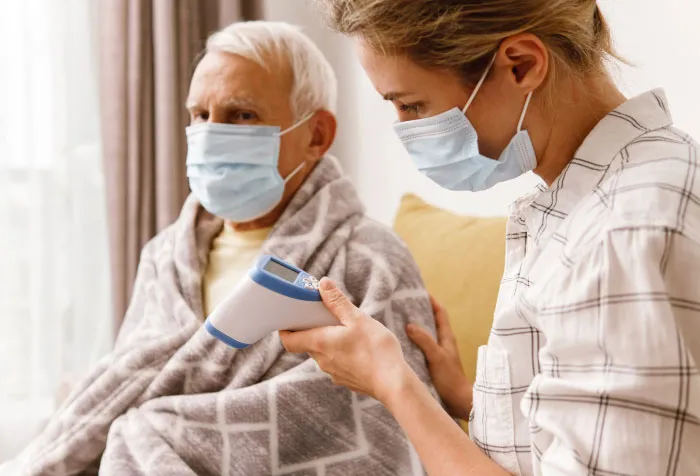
[393,55,536,192]
[186,113,312,222]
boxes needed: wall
[602,0,700,141]
[260,0,362,184]
[263,0,700,224]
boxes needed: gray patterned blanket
[5,157,435,476]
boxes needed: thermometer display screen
[264,259,300,283]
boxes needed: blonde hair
[207,21,338,117]
[313,0,617,88]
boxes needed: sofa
[394,193,507,384]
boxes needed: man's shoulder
[341,214,429,315]
[140,222,178,261]
[349,215,413,262]
[343,214,423,285]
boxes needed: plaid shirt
[469,90,700,476]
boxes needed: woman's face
[356,41,536,160]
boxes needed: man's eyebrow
[185,97,206,110]
[184,96,262,111]
[219,96,260,109]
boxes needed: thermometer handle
[206,275,337,348]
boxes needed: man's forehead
[187,51,292,106]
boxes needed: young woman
[281,1,700,474]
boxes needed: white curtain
[0,0,112,461]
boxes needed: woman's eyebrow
[382,91,412,101]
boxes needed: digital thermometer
[204,254,337,349]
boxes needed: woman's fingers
[429,294,457,346]
[280,280,359,354]
[429,294,450,329]
[406,324,443,364]
[282,301,408,402]
[319,278,361,325]
[428,294,443,316]
[279,328,327,354]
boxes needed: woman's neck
[533,74,627,186]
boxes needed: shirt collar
[517,89,673,241]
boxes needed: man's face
[186,51,317,224]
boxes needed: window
[0,0,112,460]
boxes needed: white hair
[206,21,338,118]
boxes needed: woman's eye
[398,103,421,115]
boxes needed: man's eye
[193,111,209,122]
[235,111,258,122]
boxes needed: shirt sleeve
[525,226,700,475]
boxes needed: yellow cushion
[393,194,506,383]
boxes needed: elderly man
[7,21,436,476]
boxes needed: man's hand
[407,296,472,421]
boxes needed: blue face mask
[393,56,536,192]
[186,114,312,222]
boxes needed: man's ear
[307,110,337,161]
[496,33,549,93]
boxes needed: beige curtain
[99,0,260,332]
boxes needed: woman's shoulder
[621,125,698,181]
[602,125,700,233]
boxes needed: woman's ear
[497,33,549,93]
[308,110,338,161]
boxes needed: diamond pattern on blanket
[181,427,224,475]
[223,386,270,424]
[324,405,413,476]
[277,379,358,466]
[10,157,435,476]
[326,459,393,476]
[189,365,230,393]
[228,430,270,475]
[176,396,217,424]
[282,470,318,476]
[390,299,432,382]
[361,404,413,472]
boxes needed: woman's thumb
[407,324,442,363]
[319,278,360,325]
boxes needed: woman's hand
[282,284,508,476]
[280,278,414,404]
[406,296,472,421]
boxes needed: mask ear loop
[283,160,307,183]
[278,111,315,136]
[462,53,498,114]
[516,92,534,133]
[278,111,317,182]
